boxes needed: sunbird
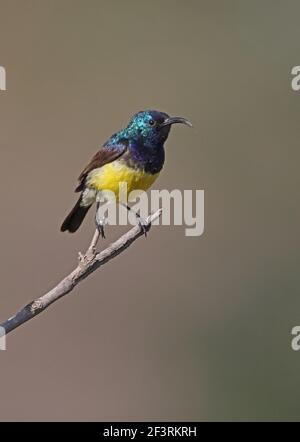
[61,110,192,236]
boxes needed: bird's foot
[137,216,150,238]
[121,204,150,237]
[95,214,107,239]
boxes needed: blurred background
[0,0,299,421]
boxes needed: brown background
[0,0,300,421]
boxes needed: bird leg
[122,204,149,237]
[95,200,107,239]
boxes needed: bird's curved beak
[161,116,193,128]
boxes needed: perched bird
[61,110,192,236]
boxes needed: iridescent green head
[125,110,192,147]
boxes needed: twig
[79,229,100,262]
[0,209,162,336]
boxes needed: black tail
[61,197,91,233]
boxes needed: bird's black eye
[148,119,155,126]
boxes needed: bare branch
[0,210,162,336]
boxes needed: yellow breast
[87,161,159,200]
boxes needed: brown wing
[75,140,128,192]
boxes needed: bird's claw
[97,224,106,239]
[138,217,149,238]
[95,215,107,239]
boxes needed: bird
[61,110,192,236]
